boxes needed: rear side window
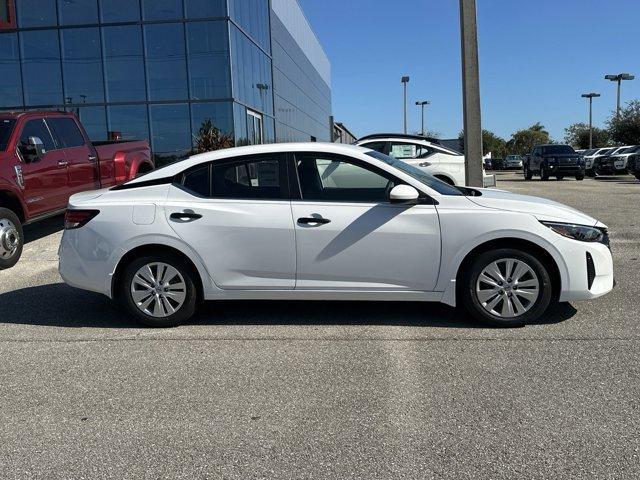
[389,142,434,160]
[212,157,284,200]
[181,165,210,197]
[361,141,387,154]
[19,119,56,152]
[47,117,85,148]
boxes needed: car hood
[466,188,600,226]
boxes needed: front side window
[47,118,85,148]
[389,142,434,160]
[18,119,56,153]
[212,157,284,200]
[297,154,394,203]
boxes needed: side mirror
[24,136,45,162]
[389,184,420,204]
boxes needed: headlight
[541,221,605,243]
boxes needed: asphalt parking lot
[1,172,639,479]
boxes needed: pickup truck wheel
[556,175,564,181]
[523,165,533,180]
[575,172,585,181]
[635,173,640,181]
[540,164,549,181]
[460,248,553,327]
[120,254,198,327]
[586,169,597,177]
[0,208,23,270]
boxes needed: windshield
[0,119,16,151]
[541,145,575,155]
[616,146,639,154]
[365,150,463,196]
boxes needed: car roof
[126,142,375,185]
[357,133,442,144]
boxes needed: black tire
[523,165,533,180]
[635,173,640,181]
[556,175,564,181]
[0,208,24,270]
[459,248,553,327]
[575,172,585,181]
[586,169,597,177]
[120,253,198,327]
[540,164,549,181]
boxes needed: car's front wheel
[540,164,549,181]
[523,165,533,180]
[575,172,585,181]
[460,248,553,327]
[120,254,198,327]
[0,208,23,270]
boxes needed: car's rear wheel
[120,254,198,327]
[0,208,23,270]
[460,248,553,327]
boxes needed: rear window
[0,119,16,151]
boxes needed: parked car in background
[523,144,585,181]
[491,158,504,170]
[629,154,640,180]
[59,142,613,328]
[0,111,153,269]
[598,145,640,174]
[583,147,614,176]
[483,157,493,170]
[504,155,524,170]
[355,134,496,187]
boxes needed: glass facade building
[0,0,331,165]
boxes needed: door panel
[292,202,441,290]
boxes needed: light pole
[581,93,600,149]
[415,100,430,135]
[401,76,410,134]
[459,0,483,187]
[604,73,635,117]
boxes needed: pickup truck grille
[559,158,577,165]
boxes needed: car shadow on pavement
[0,283,577,329]
[23,214,64,244]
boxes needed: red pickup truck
[0,111,153,269]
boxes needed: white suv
[355,134,495,187]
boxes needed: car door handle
[170,212,203,221]
[88,155,97,162]
[298,217,331,225]
[58,160,69,167]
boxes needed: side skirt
[204,290,445,302]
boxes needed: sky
[298,0,640,142]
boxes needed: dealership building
[0,0,332,164]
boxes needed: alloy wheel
[475,258,540,318]
[0,218,20,260]
[130,262,187,318]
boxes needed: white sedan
[58,143,614,328]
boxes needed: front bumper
[547,164,583,175]
[559,241,614,302]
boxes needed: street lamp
[581,93,601,149]
[415,100,430,135]
[604,73,635,116]
[401,76,410,134]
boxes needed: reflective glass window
[228,0,269,52]
[187,21,230,100]
[61,28,104,104]
[20,30,63,106]
[185,0,225,18]
[16,0,57,27]
[212,157,284,200]
[142,0,183,21]
[233,102,247,146]
[0,33,23,107]
[182,165,210,197]
[103,25,146,102]
[100,0,140,23]
[149,103,191,166]
[58,0,98,25]
[191,102,234,147]
[145,23,188,101]
[77,106,106,141]
[107,104,149,141]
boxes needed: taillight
[64,209,99,230]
